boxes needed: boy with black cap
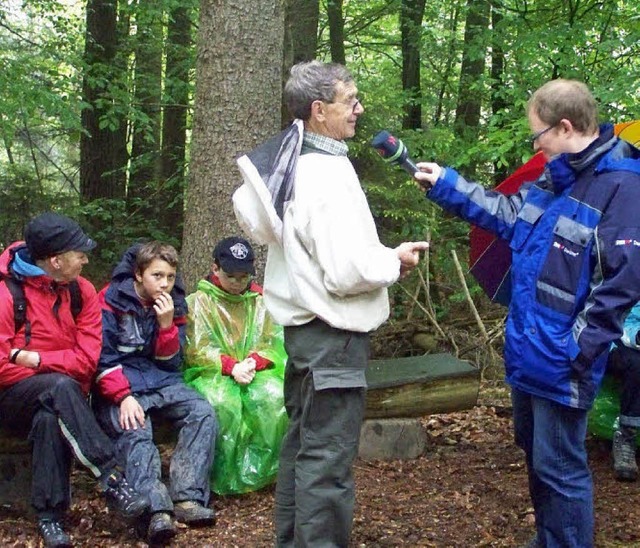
[0,212,148,548]
[183,236,288,495]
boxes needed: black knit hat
[25,212,96,260]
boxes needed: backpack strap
[69,280,83,320]
[3,277,32,346]
[1,276,82,348]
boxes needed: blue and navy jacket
[95,244,188,402]
[428,124,640,409]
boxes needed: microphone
[371,130,419,175]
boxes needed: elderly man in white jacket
[234,60,428,548]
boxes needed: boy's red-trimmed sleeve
[154,318,183,360]
[248,352,273,371]
[95,365,132,404]
[221,354,238,376]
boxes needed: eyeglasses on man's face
[529,124,556,145]
[329,97,361,113]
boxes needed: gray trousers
[275,318,369,548]
[97,383,217,514]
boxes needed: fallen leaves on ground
[2,404,639,546]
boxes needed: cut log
[364,353,479,419]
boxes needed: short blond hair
[528,79,598,134]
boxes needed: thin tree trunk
[454,0,489,139]
[80,0,127,201]
[159,4,193,230]
[401,0,427,129]
[128,6,163,215]
[282,0,319,126]
[327,0,346,65]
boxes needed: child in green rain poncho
[183,237,287,495]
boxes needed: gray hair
[284,61,354,121]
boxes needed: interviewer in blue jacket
[415,79,640,548]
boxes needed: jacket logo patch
[553,241,579,257]
[615,239,640,247]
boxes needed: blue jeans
[511,388,593,548]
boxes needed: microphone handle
[401,157,419,175]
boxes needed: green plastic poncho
[586,375,640,446]
[183,279,288,495]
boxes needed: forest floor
[1,381,640,547]
[1,313,638,547]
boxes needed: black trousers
[0,373,116,517]
[607,345,640,428]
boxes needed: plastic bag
[587,375,621,441]
[183,279,288,495]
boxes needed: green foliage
[73,199,181,285]
[2,0,640,312]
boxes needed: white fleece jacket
[235,150,400,332]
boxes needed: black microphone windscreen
[371,130,400,159]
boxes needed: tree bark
[159,4,193,230]
[364,354,479,419]
[327,0,346,65]
[80,0,127,202]
[400,0,427,129]
[182,0,285,291]
[282,0,319,126]
[453,0,489,139]
[128,5,163,216]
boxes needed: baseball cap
[213,237,255,275]
[25,212,97,260]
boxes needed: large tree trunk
[80,0,127,201]
[327,0,346,65]
[158,4,193,230]
[400,0,427,130]
[453,0,489,139]
[282,0,319,126]
[128,5,163,216]
[182,0,285,291]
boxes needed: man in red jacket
[0,213,148,548]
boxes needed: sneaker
[613,427,638,481]
[100,470,149,518]
[174,500,216,526]
[147,512,177,545]
[38,518,72,548]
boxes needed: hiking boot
[612,426,638,481]
[147,512,177,545]
[38,518,72,548]
[100,470,149,518]
[174,500,216,526]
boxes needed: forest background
[1,0,639,367]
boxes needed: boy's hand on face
[154,292,175,329]
[119,395,146,430]
[231,357,257,385]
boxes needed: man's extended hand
[232,357,257,385]
[395,241,430,277]
[119,395,146,430]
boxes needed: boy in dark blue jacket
[94,241,217,545]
